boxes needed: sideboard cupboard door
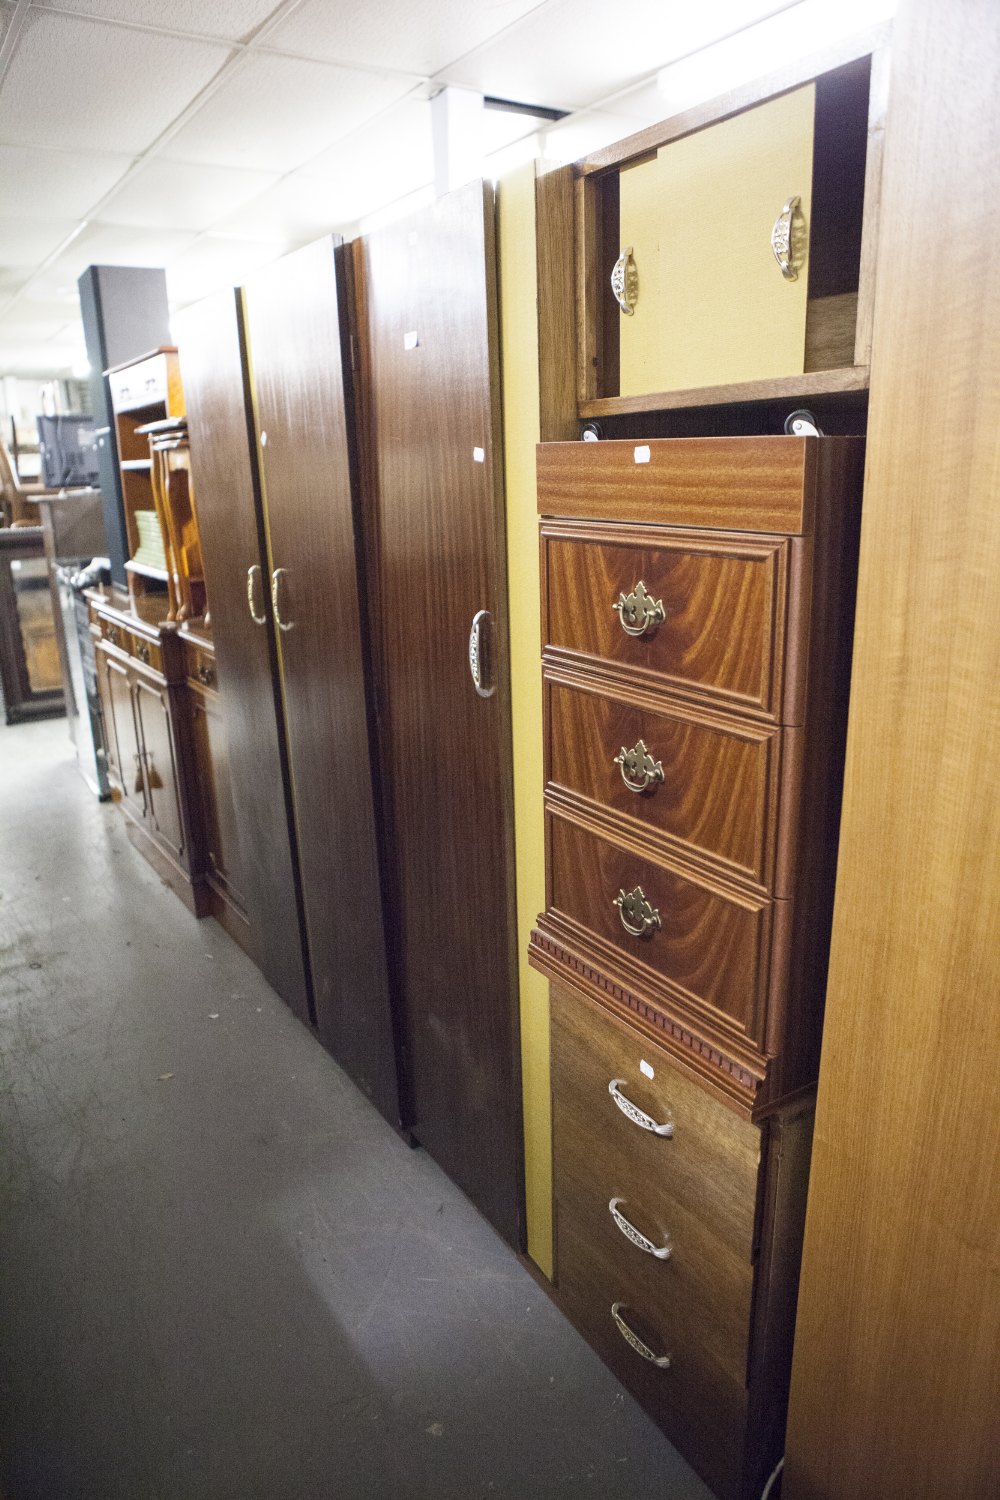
[242,237,401,1128]
[98,642,143,815]
[355,181,524,1247]
[176,292,310,1025]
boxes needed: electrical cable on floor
[760,1455,784,1499]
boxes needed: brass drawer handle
[612,581,665,638]
[135,641,151,665]
[271,567,294,632]
[608,1079,674,1137]
[771,194,804,280]
[613,885,661,938]
[614,738,664,794]
[610,245,638,316]
[611,1303,671,1369]
[196,662,215,687]
[609,1199,671,1260]
[247,564,266,625]
[106,624,121,647]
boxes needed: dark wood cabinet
[175,291,309,1024]
[353,179,523,1247]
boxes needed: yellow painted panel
[497,162,553,1280]
[619,84,815,395]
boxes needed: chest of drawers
[530,435,863,1498]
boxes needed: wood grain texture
[542,518,792,721]
[547,813,769,1045]
[243,237,401,1124]
[175,289,310,1023]
[784,4,1000,1496]
[534,165,579,443]
[355,181,524,1246]
[537,435,820,534]
[578,365,869,420]
[546,669,781,892]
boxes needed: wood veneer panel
[175,292,309,1023]
[546,671,780,891]
[243,237,400,1126]
[537,436,817,533]
[356,182,523,1246]
[542,519,792,721]
[785,4,1000,1495]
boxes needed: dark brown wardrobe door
[243,237,401,1127]
[176,291,309,1022]
[356,181,523,1246]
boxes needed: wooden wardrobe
[177,240,401,1128]
[352,180,525,1248]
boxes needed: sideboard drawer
[549,815,769,1042]
[547,676,780,890]
[551,984,760,1256]
[543,522,793,720]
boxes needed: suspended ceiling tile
[166,235,285,307]
[0,298,90,332]
[35,224,200,298]
[0,145,133,222]
[0,11,233,155]
[292,97,435,223]
[95,159,282,232]
[163,52,415,174]
[267,0,548,77]
[437,0,790,110]
[39,0,282,42]
[0,218,84,269]
[213,176,348,246]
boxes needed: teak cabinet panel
[132,675,184,862]
[354,180,523,1247]
[176,290,309,1023]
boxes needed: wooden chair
[0,439,60,528]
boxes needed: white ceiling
[0,0,895,376]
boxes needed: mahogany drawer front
[537,436,818,535]
[555,1201,747,1500]
[98,616,130,654]
[542,522,793,720]
[130,634,163,674]
[549,815,769,1041]
[554,1155,753,1386]
[547,676,779,891]
[185,644,217,691]
[551,985,759,1253]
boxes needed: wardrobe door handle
[611,1304,671,1368]
[271,568,294,632]
[246,565,266,625]
[608,1079,674,1137]
[468,608,495,697]
[609,1199,672,1260]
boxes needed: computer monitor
[35,413,100,488]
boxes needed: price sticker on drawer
[639,1059,654,1080]
[634,445,651,465]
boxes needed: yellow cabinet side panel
[619,83,815,396]
[497,162,553,1279]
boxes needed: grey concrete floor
[0,717,714,1500]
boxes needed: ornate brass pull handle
[771,194,804,280]
[196,662,215,687]
[107,624,120,647]
[270,567,293,632]
[608,1079,674,1137]
[613,885,661,938]
[609,1199,672,1260]
[246,565,266,626]
[614,738,664,794]
[133,753,144,794]
[612,581,665,638]
[135,641,151,665]
[611,1304,671,1368]
[611,245,638,315]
